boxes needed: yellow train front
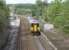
[30,23,41,36]
[28,18,41,36]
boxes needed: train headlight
[30,27,33,31]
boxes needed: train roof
[27,16,40,23]
[29,19,39,23]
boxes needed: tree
[62,0,69,33]
[32,5,37,16]
[47,0,63,22]
[46,0,69,33]
[0,0,9,32]
[0,0,10,48]
[32,0,42,18]
[42,0,48,21]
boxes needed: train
[27,16,41,36]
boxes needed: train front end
[29,19,41,36]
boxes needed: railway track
[16,16,45,50]
[3,16,57,50]
[16,16,57,50]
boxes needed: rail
[41,32,58,50]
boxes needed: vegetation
[0,0,9,32]
[0,0,9,48]
[8,4,34,15]
[32,0,43,17]
[10,0,69,34]
[62,0,69,33]
[35,0,69,34]
[46,0,69,33]
[13,4,34,15]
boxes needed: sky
[6,0,52,4]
